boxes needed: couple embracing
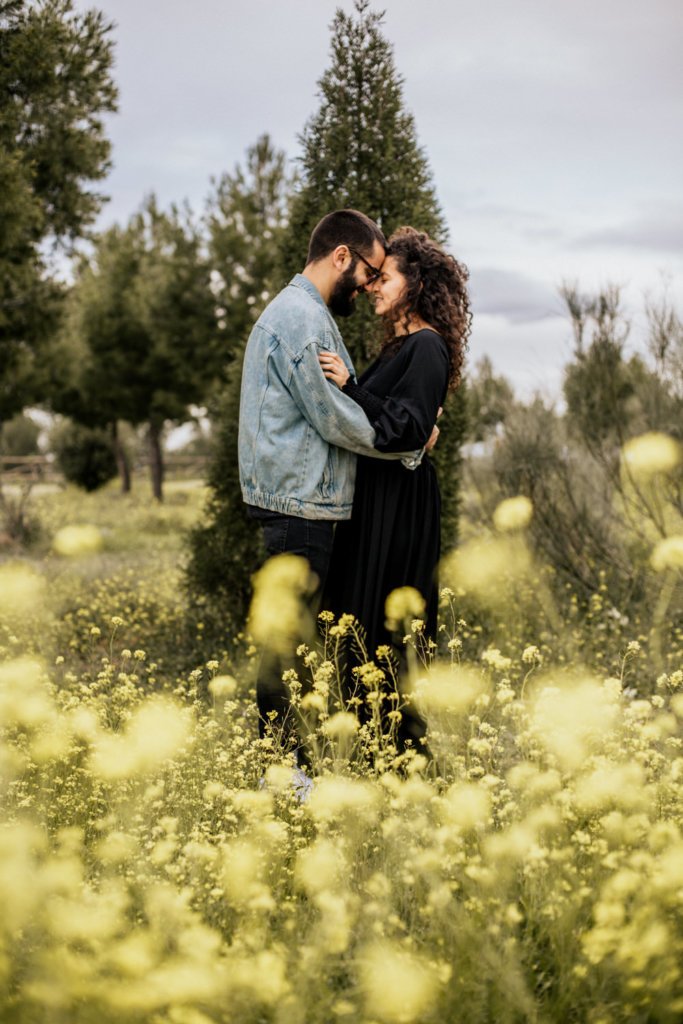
[238,209,470,769]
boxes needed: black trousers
[248,507,335,757]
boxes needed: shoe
[291,766,314,803]
[257,765,314,804]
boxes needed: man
[238,209,426,759]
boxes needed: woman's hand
[319,350,350,388]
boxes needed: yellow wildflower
[493,495,533,532]
[622,431,681,476]
[385,587,425,630]
[53,524,103,557]
[651,535,683,572]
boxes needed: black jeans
[248,507,335,758]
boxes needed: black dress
[323,329,449,753]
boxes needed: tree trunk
[149,420,164,501]
[110,421,131,493]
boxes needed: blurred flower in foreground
[493,495,533,532]
[622,432,681,477]
[651,536,683,572]
[221,838,272,909]
[530,675,619,770]
[0,562,46,619]
[294,836,346,895]
[443,781,492,831]
[307,776,380,824]
[0,657,53,728]
[208,674,237,699]
[53,524,103,557]
[359,942,446,1022]
[385,586,425,630]
[441,535,531,598]
[90,697,193,779]
[574,761,647,813]
[323,711,360,740]
[248,554,312,653]
[414,664,487,716]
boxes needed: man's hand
[425,407,443,452]
[319,351,350,388]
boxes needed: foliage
[0,483,40,548]
[185,358,265,644]
[185,136,292,626]
[15,480,212,672]
[562,284,638,452]
[465,355,516,443]
[0,0,117,422]
[52,421,117,492]
[0,412,40,457]
[434,380,468,555]
[53,196,221,499]
[466,287,683,610]
[206,133,293,363]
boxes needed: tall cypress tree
[281,0,445,364]
[282,0,467,552]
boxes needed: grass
[1,475,682,1022]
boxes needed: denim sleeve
[287,340,419,461]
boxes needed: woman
[318,226,471,759]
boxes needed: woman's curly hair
[381,226,471,390]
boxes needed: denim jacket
[238,275,416,520]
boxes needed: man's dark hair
[306,209,386,265]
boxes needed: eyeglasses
[346,245,382,284]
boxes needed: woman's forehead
[381,254,400,274]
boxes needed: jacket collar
[289,273,328,310]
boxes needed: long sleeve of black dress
[343,330,449,452]
[341,379,385,420]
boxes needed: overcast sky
[77,0,683,399]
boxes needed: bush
[184,353,265,642]
[0,412,41,458]
[52,422,118,492]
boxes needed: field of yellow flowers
[1,440,683,1024]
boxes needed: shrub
[52,422,118,492]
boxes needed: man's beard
[328,265,359,318]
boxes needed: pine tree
[184,137,291,630]
[281,0,445,361]
[282,0,467,552]
[207,134,292,360]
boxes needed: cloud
[574,208,683,254]
[468,312,570,401]
[452,203,566,244]
[470,268,563,325]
